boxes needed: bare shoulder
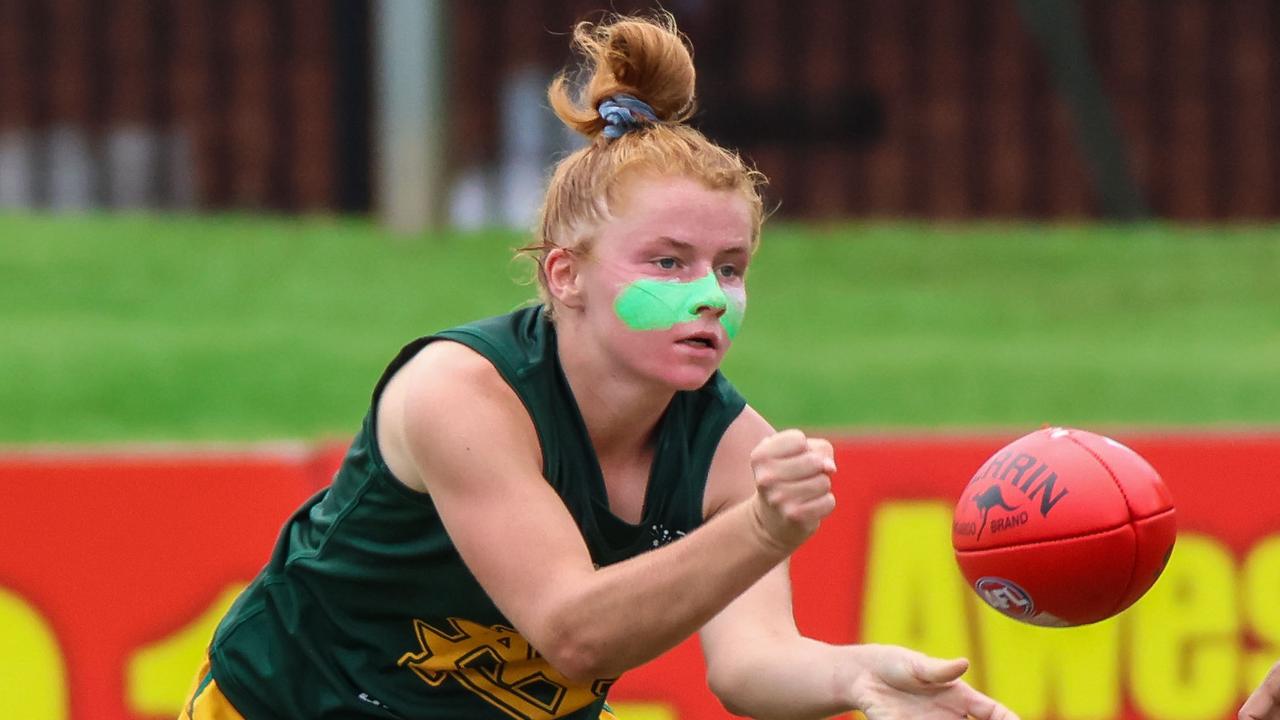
[377,340,540,491]
[703,404,775,518]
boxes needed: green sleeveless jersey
[209,307,747,719]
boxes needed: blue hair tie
[598,94,659,140]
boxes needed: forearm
[708,636,857,720]
[547,498,789,679]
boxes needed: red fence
[1,431,1277,719]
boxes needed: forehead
[602,175,754,252]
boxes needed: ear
[543,247,586,311]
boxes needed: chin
[657,366,719,392]
[616,338,725,391]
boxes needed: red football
[952,427,1177,626]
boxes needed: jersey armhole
[697,397,756,522]
[365,332,552,489]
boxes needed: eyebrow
[651,236,750,256]
[653,236,695,251]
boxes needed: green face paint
[614,271,746,339]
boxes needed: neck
[554,321,674,460]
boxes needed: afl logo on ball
[975,576,1035,619]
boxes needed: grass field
[4,214,1279,443]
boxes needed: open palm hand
[851,644,1020,720]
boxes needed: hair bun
[549,13,696,140]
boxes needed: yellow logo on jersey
[398,617,612,720]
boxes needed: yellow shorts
[177,655,620,720]
[177,656,244,720]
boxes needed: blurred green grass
[3,214,1278,443]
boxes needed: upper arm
[377,341,598,652]
[699,406,802,663]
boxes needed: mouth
[675,331,719,351]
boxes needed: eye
[717,264,742,279]
[654,257,680,270]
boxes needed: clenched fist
[748,429,837,552]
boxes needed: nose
[683,270,730,320]
[689,283,728,318]
[692,298,726,318]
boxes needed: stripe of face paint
[613,271,745,339]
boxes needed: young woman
[181,14,1019,720]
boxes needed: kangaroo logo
[973,485,1020,541]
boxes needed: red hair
[519,13,767,305]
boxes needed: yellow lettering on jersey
[126,583,247,715]
[0,587,67,719]
[1130,534,1238,720]
[607,702,677,720]
[1242,534,1280,697]
[861,502,973,662]
[976,603,1121,719]
[399,617,610,720]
